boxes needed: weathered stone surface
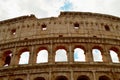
[0,12,120,80]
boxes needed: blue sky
[0,0,120,20]
[60,0,73,11]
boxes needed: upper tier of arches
[0,44,120,67]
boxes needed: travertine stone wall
[0,12,120,80]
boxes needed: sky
[0,0,120,21]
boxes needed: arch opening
[99,76,110,80]
[19,51,30,64]
[92,49,103,62]
[110,50,119,63]
[77,75,90,80]
[34,77,45,80]
[55,49,68,62]
[74,48,85,62]
[56,76,68,80]
[36,49,48,63]
[3,51,12,66]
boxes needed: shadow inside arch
[34,77,45,80]
[77,75,90,80]
[56,76,68,80]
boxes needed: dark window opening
[74,23,79,29]
[41,24,47,30]
[104,25,110,31]
[93,36,97,38]
[11,29,16,35]
[27,25,29,28]
[24,38,28,40]
[4,53,12,66]
[59,35,63,37]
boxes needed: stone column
[29,46,36,64]
[92,70,96,80]
[49,71,52,80]
[71,70,74,80]
[69,43,74,64]
[103,46,112,63]
[12,54,20,65]
[10,47,17,66]
[86,44,93,63]
[27,73,30,80]
[48,41,54,64]
[0,52,4,67]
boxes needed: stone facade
[0,12,120,80]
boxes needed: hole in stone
[11,29,16,35]
[59,35,63,37]
[41,24,47,30]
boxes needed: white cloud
[0,0,120,21]
[69,0,120,17]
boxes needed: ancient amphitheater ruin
[0,12,120,80]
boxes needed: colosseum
[0,12,120,80]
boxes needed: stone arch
[92,46,103,62]
[99,75,111,80]
[36,46,48,63]
[55,46,68,62]
[109,47,120,63]
[55,76,68,80]
[77,75,90,80]
[34,77,45,80]
[2,50,12,66]
[73,45,86,62]
[18,48,30,64]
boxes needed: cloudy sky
[0,0,120,21]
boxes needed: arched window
[34,77,45,80]
[92,49,103,62]
[36,50,48,63]
[55,49,68,62]
[77,75,90,80]
[19,51,30,64]
[56,76,68,80]
[74,48,85,62]
[99,76,110,80]
[110,50,119,63]
[3,50,12,66]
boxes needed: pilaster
[86,44,93,62]
[10,47,17,66]
[69,43,74,63]
[103,46,112,63]
[48,41,54,64]
[29,46,35,64]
